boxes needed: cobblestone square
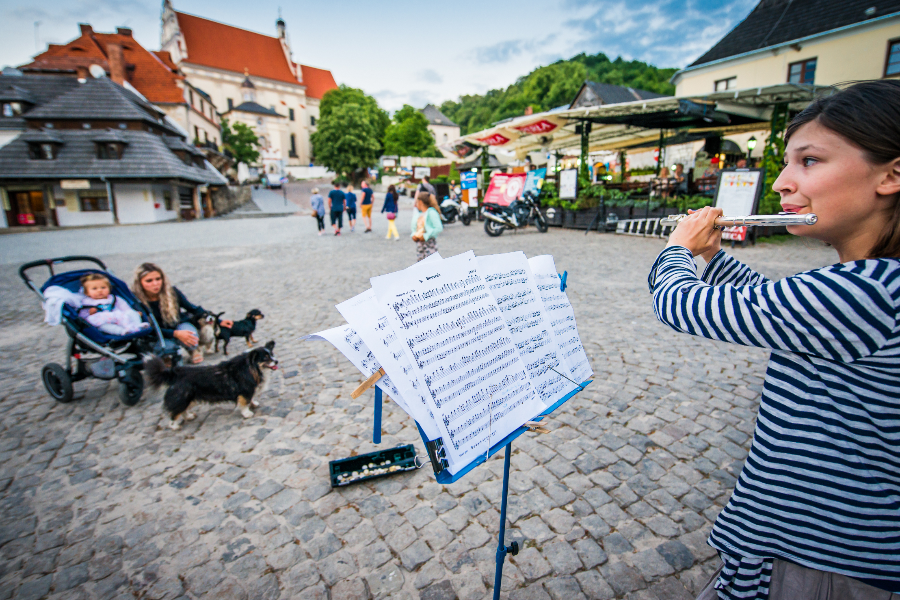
[0,210,836,600]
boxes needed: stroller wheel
[42,363,74,403]
[117,370,144,407]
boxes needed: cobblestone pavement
[0,216,836,600]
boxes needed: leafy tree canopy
[383,105,441,157]
[310,102,382,180]
[319,85,390,153]
[440,52,677,135]
[221,118,260,166]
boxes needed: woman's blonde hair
[132,262,179,327]
[416,191,439,210]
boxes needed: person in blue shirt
[327,182,346,236]
[360,181,375,233]
[345,184,358,232]
[382,184,399,241]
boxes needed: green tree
[319,85,390,153]
[383,105,440,157]
[310,102,382,180]
[439,52,678,135]
[221,118,260,165]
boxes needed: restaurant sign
[477,133,510,146]
[513,119,557,135]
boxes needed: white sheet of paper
[371,251,545,473]
[477,252,579,405]
[527,255,593,383]
[301,324,409,414]
[335,288,442,441]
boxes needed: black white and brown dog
[191,310,225,355]
[216,309,264,355]
[145,340,278,430]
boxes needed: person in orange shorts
[360,180,374,233]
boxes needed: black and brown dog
[145,341,278,430]
[216,309,264,355]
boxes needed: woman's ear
[876,157,900,198]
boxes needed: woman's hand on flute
[666,206,723,260]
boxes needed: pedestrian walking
[416,175,436,197]
[327,181,345,236]
[410,191,442,261]
[383,184,400,241]
[360,181,374,233]
[310,187,326,235]
[345,184,358,232]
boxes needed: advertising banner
[483,173,527,206]
[524,168,547,196]
[513,119,558,135]
[461,171,478,190]
[477,132,511,146]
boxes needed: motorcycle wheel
[484,219,505,237]
[461,211,472,226]
[534,212,549,233]
[445,213,457,224]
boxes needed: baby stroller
[19,255,177,407]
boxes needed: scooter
[440,196,472,226]
[481,190,548,237]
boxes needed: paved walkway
[0,221,837,600]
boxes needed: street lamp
[747,136,757,156]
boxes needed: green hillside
[440,52,678,135]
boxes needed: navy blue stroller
[19,256,177,406]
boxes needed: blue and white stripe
[649,246,900,599]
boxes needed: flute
[661,213,818,227]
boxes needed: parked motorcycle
[481,190,548,237]
[440,196,472,226]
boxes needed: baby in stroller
[79,273,150,336]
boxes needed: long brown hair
[785,80,900,258]
[132,262,179,326]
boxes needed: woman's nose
[772,166,795,196]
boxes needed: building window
[227,98,233,110]
[200,99,204,114]
[886,40,900,77]
[289,108,295,121]
[714,77,736,91]
[310,115,317,126]
[79,190,109,212]
[28,143,58,160]
[189,90,194,106]
[194,126,200,142]
[289,133,297,157]
[163,190,173,211]
[788,58,817,84]
[96,142,124,159]
[2,102,22,117]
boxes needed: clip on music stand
[366,271,590,600]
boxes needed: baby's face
[84,280,111,300]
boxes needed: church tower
[160,0,186,63]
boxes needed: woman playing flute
[649,79,900,600]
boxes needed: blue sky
[0,0,757,112]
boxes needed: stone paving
[0,214,837,600]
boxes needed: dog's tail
[144,355,177,389]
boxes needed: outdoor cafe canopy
[455,83,830,159]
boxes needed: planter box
[562,210,578,228]
[541,207,564,227]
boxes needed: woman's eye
[802,157,818,167]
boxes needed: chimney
[79,23,93,36]
[106,43,126,85]
[117,27,133,37]
[75,65,89,82]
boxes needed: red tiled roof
[299,64,338,100]
[175,12,299,85]
[20,31,186,104]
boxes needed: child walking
[79,274,148,335]
[383,184,400,240]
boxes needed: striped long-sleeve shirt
[648,246,900,600]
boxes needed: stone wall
[211,185,251,216]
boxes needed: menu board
[714,169,762,216]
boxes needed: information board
[559,169,577,199]
[461,171,478,190]
[714,169,763,216]
[414,166,431,179]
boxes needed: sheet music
[527,255,593,383]
[301,324,409,414]
[335,289,443,442]
[371,251,544,473]
[477,252,579,405]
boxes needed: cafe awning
[457,83,830,157]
